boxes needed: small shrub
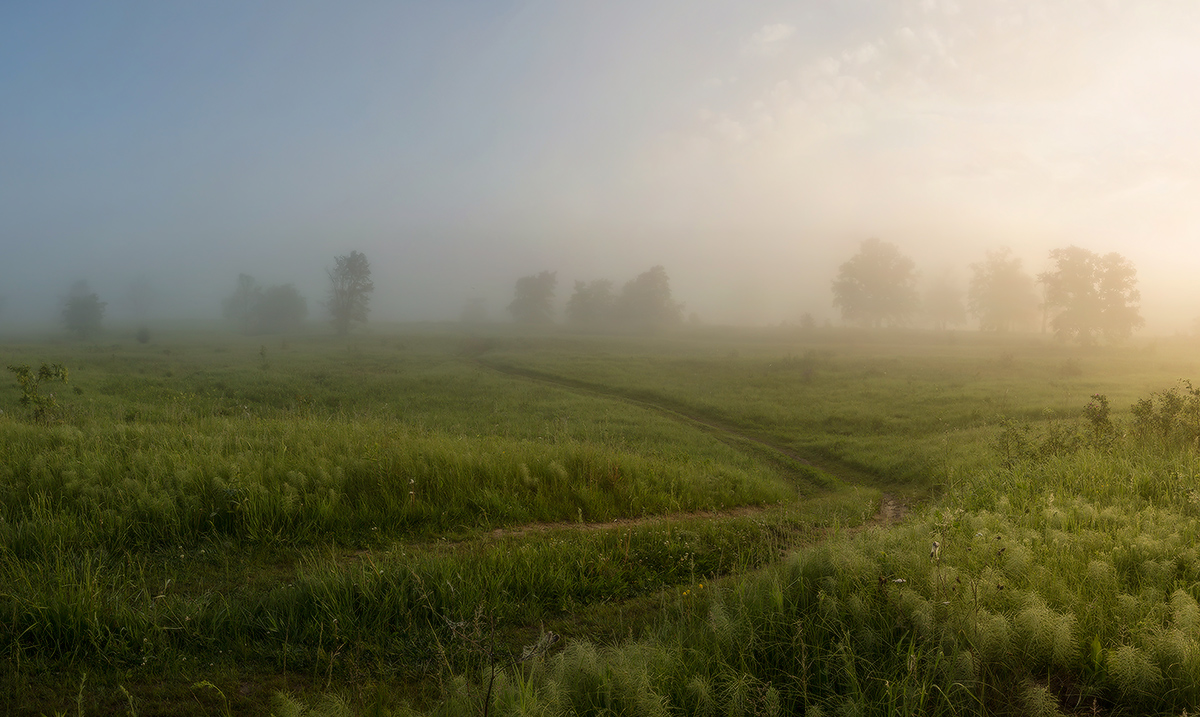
[6,363,69,423]
[1082,393,1114,447]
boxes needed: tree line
[49,251,376,340]
[830,238,1145,344]
[220,250,375,336]
[505,265,684,331]
[36,242,1149,346]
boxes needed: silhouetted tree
[508,270,557,324]
[62,280,105,339]
[923,272,967,330]
[831,238,919,327]
[968,248,1039,332]
[1039,246,1143,344]
[566,279,616,326]
[327,251,374,336]
[615,266,682,330]
[222,274,307,334]
[256,284,308,333]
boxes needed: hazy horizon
[4,1,1200,333]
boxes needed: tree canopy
[564,267,682,331]
[968,247,1039,332]
[256,284,308,333]
[831,238,919,327]
[614,265,682,330]
[222,274,307,334]
[62,280,105,339]
[327,251,374,336]
[508,270,557,324]
[565,279,616,327]
[1039,246,1143,344]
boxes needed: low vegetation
[3,326,1200,715]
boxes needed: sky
[3,0,1200,330]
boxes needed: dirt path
[485,504,768,540]
[478,360,882,481]
[473,358,911,529]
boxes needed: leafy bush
[6,363,69,423]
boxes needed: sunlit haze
[3,1,1199,331]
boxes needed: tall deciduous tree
[831,238,919,327]
[1039,246,1143,344]
[508,270,557,324]
[222,274,307,334]
[62,280,105,339]
[968,247,1039,332]
[327,251,374,336]
[566,279,616,326]
[615,265,682,330]
[257,284,308,333]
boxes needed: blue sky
[3,1,1200,329]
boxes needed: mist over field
[3,1,1200,331]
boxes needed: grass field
[3,324,1200,715]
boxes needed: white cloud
[650,0,1200,269]
[746,23,795,55]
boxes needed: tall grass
[9,328,1200,714]
[424,382,1200,716]
[0,415,792,556]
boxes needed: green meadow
[3,326,1200,715]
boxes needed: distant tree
[923,272,967,330]
[62,280,106,339]
[1038,246,1143,344]
[508,270,557,324]
[222,273,262,330]
[831,238,919,327]
[968,248,1039,332]
[565,279,616,326]
[256,284,308,333]
[327,251,374,336]
[614,266,683,330]
[222,274,307,334]
[460,297,488,324]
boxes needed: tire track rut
[475,358,909,526]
